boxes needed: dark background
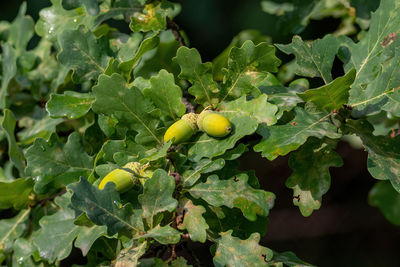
[2,1,399,266]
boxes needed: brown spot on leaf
[382,32,397,47]
[261,254,268,262]
[290,121,298,126]
[390,129,400,138]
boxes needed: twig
[29,188,67,208]
[167,17,185,46]
[182,97,196,113]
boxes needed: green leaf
[220,40,281,101]
[212,30,271,82]
[298,69,356,112]
[351,37,400,117]
[369,181,400,226]
[139,257,168,267]
[102,139,147,165]
[0,43,17,109]
[68,178,144,235]
[129,1,174,32]
[93,0,144,27]
[261,0,318,34]
[33,193,106,263]
[219,143,248,161]
[17,115,63,146]
[0,209,30,253]
[254,107,341,161]
[134,30,180,79]
[139,141,172,163]
[74,224,108,256]
[344,0,400,115]
[143,224,180,245]
[143,69,186,119]
[188,95,277,161]
[62,0,100,15]
[344,119,400,193]
[0,178,33,210]
[177,199,209,243]
[12,238,39,267]
[138,169,178,228]
[97,114,119,137]
[182,158,225,187]
[1,109,25,175]
[219,94,278,126]
[260,85,303,119]
[171,257,193,267]
[114,33,142,62]
[174,46,220,107]
[271,251,316,267]
[188,116,256,162]
[205,205,268,241]
[46,91,95,119]
[35,0,94,41]
[115,241,147,267]
[7,3,33,51]
[92,73,163,146]
[25,133,93,193]
[58,26,110,83]
[118,33,160,77]
[189,175,275,221]
[276,35,349,83]
[213,230,273,267]
[286,138,343,216]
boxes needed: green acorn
[164,113,198,144]
[197,110,232,138]
[98,162,152,192]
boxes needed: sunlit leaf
[220,40,281,101]
[174,46,220,107]
[254,107,341,160]
[213,230,272,267]
[143,69,186,119]
[92,73,163,146]
[177,199,209,243]
[35,0,94,41]
[277,35,350,84]
[0,178,33,210]
[189,175,275,221]
[46,91,95,119]
[0,209,30,253]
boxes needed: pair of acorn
[98,110,232,192]
[164,109,232,144]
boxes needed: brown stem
[167,17,185,46]
[29,188,67,208]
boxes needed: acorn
[197,110,232,138]
[164,113,198,144]
[98,162,152,192]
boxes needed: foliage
[0,0,398,266]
